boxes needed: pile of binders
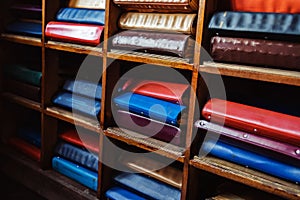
[196,98,300,183]
[113,79,189,145]
[208,0,300,71]
[45,0,105,46]
[111,0,198,60]
[52,129,99,191]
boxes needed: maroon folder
[202,98,300,146]
[5,79,40,102]
[8,137,41,161]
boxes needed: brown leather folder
[5,79,40,102]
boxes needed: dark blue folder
[56,8,105,25]
[114,173,181,200]
[202,139,300,183]
[106,187,146,200]
[52,156,98,191]
[17,127,41,148]
[63,79,102,100]
[55,142,98,172]
[114,92,186,126]
[6,21,42,36]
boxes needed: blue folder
[55,142,98,172]
[52,156,98,191]
[6,21,42,36]
[114,173,181,200]
[202,139,300,183]
[56,8,105,25]
[52,91,101,117]
[106,187,146,200]
[114,92,186,126]
[17,127,41,148]
[63,79,102,100]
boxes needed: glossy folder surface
[52,156,98,191]
[202,139,300,183]
[9,137,41,161]
[6,21,42,36]
[106,187,146,200]
[63,79,102,100]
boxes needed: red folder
[45,21,104,46]
[202,99,300,146]
[8,137,41,161]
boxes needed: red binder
[8,137,41,161]
[202,98,300,146]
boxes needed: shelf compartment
[0,33,42,47]
[45,106,100,133]
[45,41,103,56]
[190,156,300,200]
[107,49,194,70]
[201,61,300,87]
[105,127,185,162]
[1,92,41,112]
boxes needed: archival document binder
[6,21,42,36]
[106,187,146,200]
[63,79,102,100]
[10,3,42,19]
[68,0,106,10]
[55,142,98,171]
[202,139,300,183]
[5,79,40,102]
[202,98,300,146]
[114,173,181,200]
[45,21,104,46]
[210,36,300,71]
[114,92,186,126]
[8,137,41,161]
[195,120,300,161]
[59,129,99,153]
[17,126,41,148]
[52,156,98,191]
[119,12,197,35]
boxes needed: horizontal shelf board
[0,33,42,47]
[190,156,300,200]
[105,127,185,162]
[45,106,100,132]
[1,92,41,111]
[201,62,300,87]
[108,49,194,70]
[45,41,103,56]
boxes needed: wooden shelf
[1,92,41,112]
[190,156,300,200]
[107,50,194,70]
[45,41,103,56]
[0,33,42,47]
[45,106,101,133]
[200,62,300,87]
[105,127,185,163]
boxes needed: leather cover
[6,21,42,36]
[52,91,101,117]
[11,4,42,12]
[113,0,198,12]
[195,120,300,161]
[114,92,186,126]
[106,187,146,200]
[8,137,41,161]
[59,129,99,153]
[56,8,105,25]
[119,12,196,35]
[112,30,194,58]
[5,79,40,102]
[10,3,42,19]
[114,173,181,200]
[202,99,300,146]
[55,142,98,171]
[115,110,181,145]
[202,139,300,183]
[63,79,102,100]
[17,127,41,148]
[209,12,300,37]
[211,36,300,70]
[68,0,106,9]
[45,21,104,46]
[3,64,42,86]
[52,156,98,191]
[231,0,300,14]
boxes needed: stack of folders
[113,79,189,145]
[5,0,42,37]
[52,79,102,118]
[208,0,300,71]
[52,129,99,191]
[106,173,181,200]
[45,0,105,46]
[111,0,198,60]
[196,98,300,183]
[3,64,42,102]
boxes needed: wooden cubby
[0,0,300,199]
